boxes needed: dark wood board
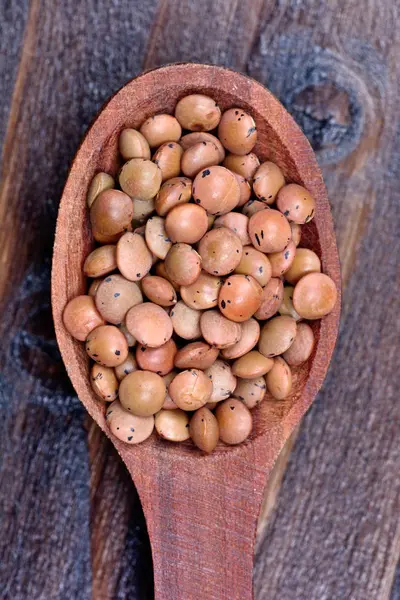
[0,0,399,599]
[0,1,29,151]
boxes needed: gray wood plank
[0,0,29,150]
[0,0,158,597]
[0,0,399,599]
[249,0,400,597]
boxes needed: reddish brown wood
[51,63,341,600]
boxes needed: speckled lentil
[64,93,337,452]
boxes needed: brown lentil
[254,277,284,320]
[116,232,153,282]
[253,161,285,204]
[180,131,225,162]
[136,338,177,376]
[259,315,297,357]
[292,272,337,319]
[190,407,219,453]
[119,370,166,416]
[235,246,272,287]
[283,322,315,366]
[141,275,177,307]
[215,398,252,445]
[140,114,182,148]
[181,141,220,178]
[265,357,292,399]
[278,286,302,321]
[180,271,223,310]
[90,189,133,237]
[155,176,192,217]
[249,208,292,253]
[155,409,190,442]
[218,108,257,155]
[222,152,260,181]
[284,248,321,285]
[192,166,240,215]
[165,203,208,244]
[277,183,316,224]
[119,128,151,160]
[83,245,117,278]
[125,303,173,348]
[106,401,154,445]
[164,243,202,286]
[204,359,237,403]
[214,212,250,246]
[87,172,114,208]
[198,227,242,276]
[221,318,260,360]
[152,141,183,182]
[114,352,138,381]
[268,240,297,277]
[119,158,162,200]
[95,274,143,324]
[218,274,263,322]
[233,377,266,409]
[91,363,119,401]
[144,216,172,260]
[63,295,105,341]
[85,325,129,367]
[170,301,202,340]
[175,94,221,131]
[174,342,220,370]
[200,309,242,349]
[169,369,213,411]
[232,351,274,379]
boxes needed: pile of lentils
[63,94,338,453]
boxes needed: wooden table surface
[0,1,399,599]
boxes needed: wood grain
[0,1,158,598]
[0,0,29,153]
[0,0,399,599]
[87,419,154,600]
[143,0,266,72]
[248,1,400,598]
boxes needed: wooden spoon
[52,64,341,600]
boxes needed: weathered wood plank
[0,0,158,598]
[256,427,299,548]
[249,0,400,597]
[143,0,266,71]
[0,0,29,152]
[87,419,154,600]
[0,0,399,598]
[0,397,92,599]
[391,566,400,600]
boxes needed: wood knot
[289,78,363,164]
[291,82,352,151]
[247,34,381,164]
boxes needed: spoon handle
[130,445,270,600]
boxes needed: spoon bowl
[52,63,340,600]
